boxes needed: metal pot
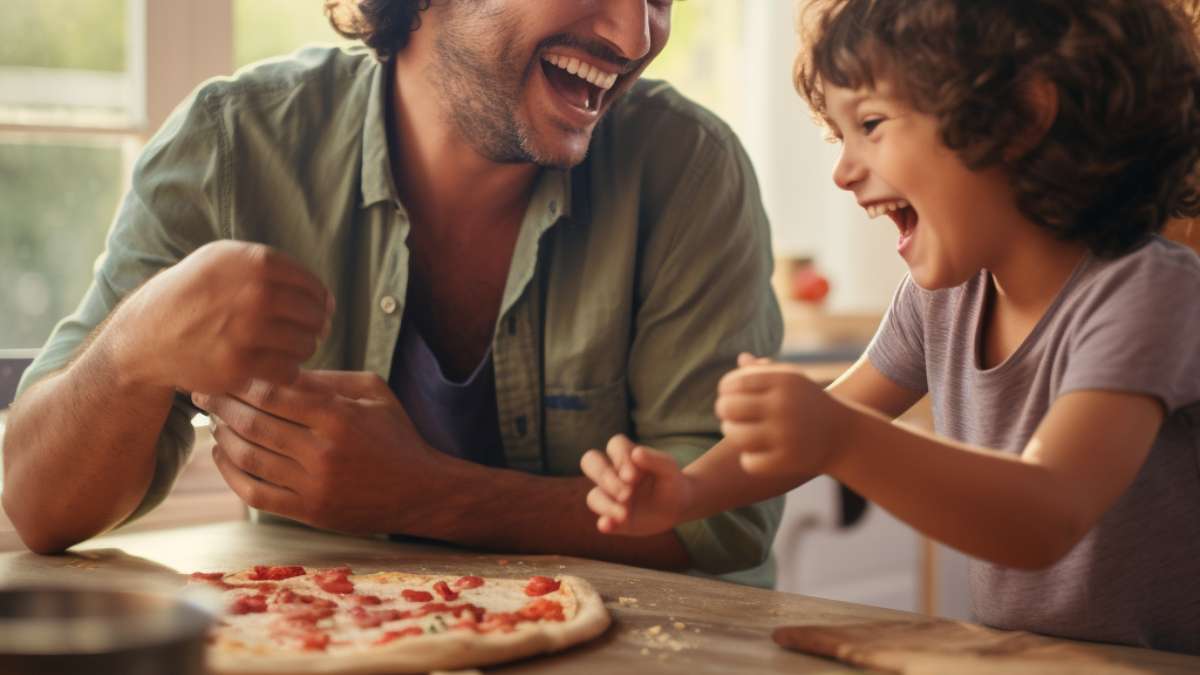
[0,585,214,675]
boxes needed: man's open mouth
[540,53,619,113]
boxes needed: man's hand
[192,371,446,534]
[114,240,334,394]
[580,435,694,536]
[716,354,850,477]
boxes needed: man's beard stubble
[429,9,580,169]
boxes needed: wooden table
[0,521,1196,674]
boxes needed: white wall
[737,2,907,315]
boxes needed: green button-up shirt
[17,47,784,583]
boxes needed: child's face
[824,81,1019,289]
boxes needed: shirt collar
[359,58,397,208]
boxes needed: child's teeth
[866,200,910,218]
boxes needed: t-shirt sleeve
[866,274,929,394]
[1058,248,1200,415]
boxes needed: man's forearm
[400,459,692,569]
[1,330,174,553]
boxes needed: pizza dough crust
[205,572,610,675]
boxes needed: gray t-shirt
[867,236,1200,654]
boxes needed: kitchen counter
[1,521,1196,674]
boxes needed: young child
[581,0,1200,655]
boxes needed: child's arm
[581,354,924,535]
[723,363,1166,569]
[580,433,810,536]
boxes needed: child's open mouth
[889,204,919,255]
[865,199,919,256]
[540,53,618,116]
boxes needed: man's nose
[832,145,866,191]
[592,0,652,62]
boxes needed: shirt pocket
[542,376,629,475]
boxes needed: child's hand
[580,434,693,536]
[717,353,848,477]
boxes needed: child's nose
[832,147,866,191]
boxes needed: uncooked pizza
[187,564,610,674]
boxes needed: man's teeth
[866,200,910,219]
[543,54,619,90]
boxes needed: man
[2,0,783,583]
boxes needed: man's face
[428,0,673,168]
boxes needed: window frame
[0,0,234,356]
[0,350,36,410]
[0,0,233,140]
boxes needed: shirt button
[548,200,558,216]
[379,296,398,314]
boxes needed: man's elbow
[2,491,68,554]
[1,477,96,554]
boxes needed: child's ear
[1005,75,1059,162]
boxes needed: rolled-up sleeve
[14,83,227,524]
[628,110,785,577]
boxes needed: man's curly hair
[795,0,1200,257]
[325,0,432,60]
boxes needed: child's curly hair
[324,0,431,61]
[795,0,1200,257]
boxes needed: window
[1,1,143,355]
[233,0,350,70]
[644,2,746,132]
[0,137,129,350]
[0,0,143,129]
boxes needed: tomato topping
[518,598,565,622]
[190,571,225,581]
[401,589,434,603]
[433,581,459,601]
[274,589,302,604]
[277,606,336,625]
[273,589,336,608]
[453,575,485,589]
[300,631,330,651]
[249,565,306,581]
[313,570,354,595]
[415,602,485,622]
[455,618,483,633]
[348,606,381,629]
[352,594,383,605]
[476,612,521,633]
[524,576,560,596]
[349,606,411,629]
[375,627,423,644]
[230,595,268,615]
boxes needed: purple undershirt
[388,315,506,468]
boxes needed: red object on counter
[790,266,830,303]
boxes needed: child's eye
[861,118,884,135]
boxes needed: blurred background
[0,0,975,620]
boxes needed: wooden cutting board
[772,620,1178,675]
